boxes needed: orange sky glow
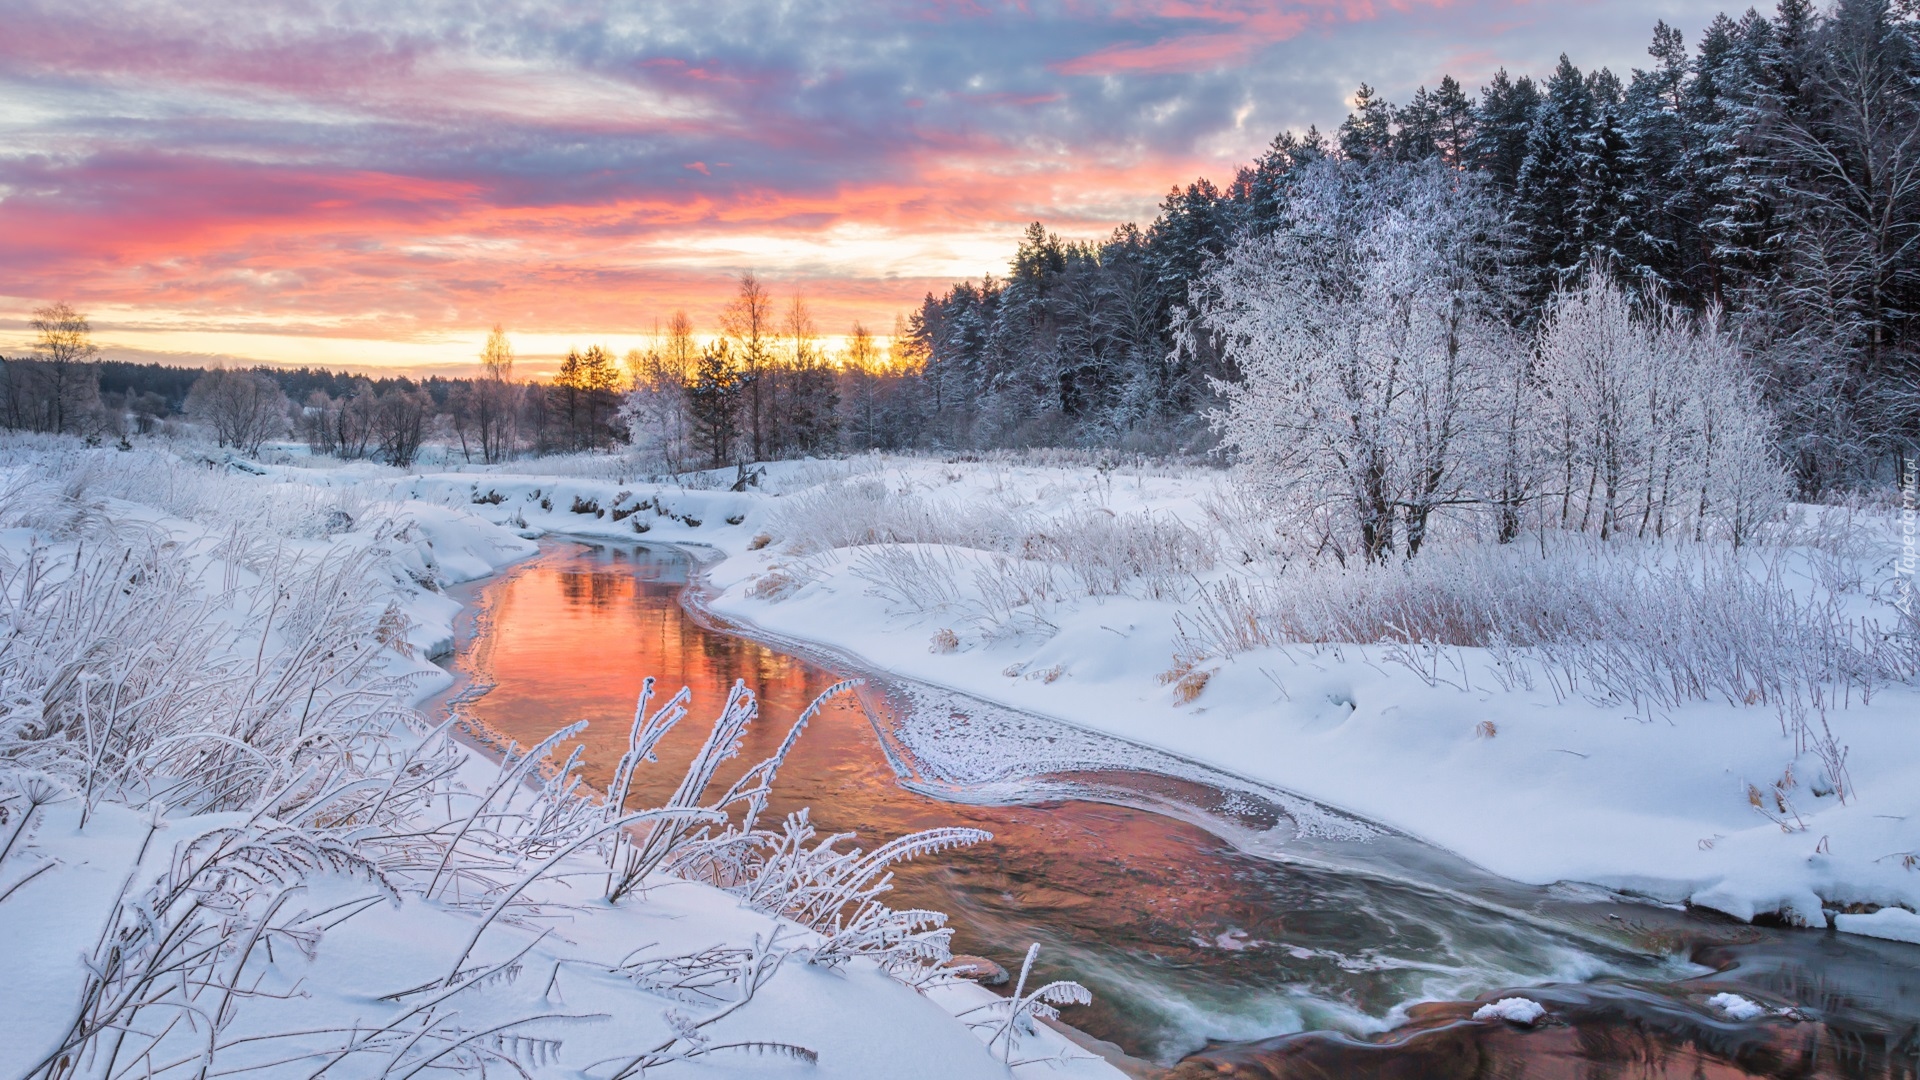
[0,0,1731,374]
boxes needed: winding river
[439,540,1920,1077]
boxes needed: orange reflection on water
[448,542,1346,1054]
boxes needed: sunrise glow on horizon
[1,0,1731,375]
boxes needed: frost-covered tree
[1535,266,1786,544]
[1200,159,1518,561]
[623,312,697,472]
[302,379,377,459]
[186,369,287,455]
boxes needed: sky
[0,0,1739,374]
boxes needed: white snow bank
[1834,907,1920,945]
[1706,992,1767,1021]
[1473,998,1546,1025]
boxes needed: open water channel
[438,540,1920,1078]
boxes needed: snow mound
[1834,907,1920,945]
[1706,992,1767,1021]
[1473,997,1546,1025]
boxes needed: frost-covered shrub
[853,545,1063,641]
[954,943,1092,1065]
[0,522,415,821]
[795,472,1218,610]
[771,477,1023,555]
[587,677,1000,984]
[1016,507,1214,601]
[1175,537,1917,793]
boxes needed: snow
[1472,997,1546,1025]
[388,454,1920,933]
[0,442,1124,1080]
[1706,992,1767,1021]
[15,435,1914,1078]
[1834,907,1920,946]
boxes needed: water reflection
[444,542,1920,1076]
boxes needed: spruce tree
[686,342,742,469]
[1469,69,1542,192]
[1338,84,1395,163]
[1513,56,1598,308]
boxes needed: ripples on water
[439,541,1920,1077]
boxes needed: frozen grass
[0,435,389,540]
[1172,536,1919,800]
[774,464,1218,639]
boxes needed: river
[438,540,1920,1078]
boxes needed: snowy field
[0,437,1120,1080]
[392,451,1920,941]
[6,433,1919,1080]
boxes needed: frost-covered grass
[0,437,1118,1080]
[1175,536,1917,796]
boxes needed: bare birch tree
[186,369,288,455]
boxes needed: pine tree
[1338,84,1395,163]
[1575,99,1638,280]
[1394,85,1443,161]
[686,342,742,468]
[1513,56,1598,308]
[1470,69,1542,191]
[1431,76,1477,167]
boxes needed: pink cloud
[1052,0,1458,76]
[1053,26,1301,75]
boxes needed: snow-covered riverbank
[18,432,1906,1079]
[0,439,1120,1080]
[397,453,1920,942]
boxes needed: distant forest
[3,0,1915,495]
[897,0,1919,494]
[89,362,467,418]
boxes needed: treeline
[1,305,891,472]
[887,0,1919,493]
[624,279,893,470]
[0,315,629,466]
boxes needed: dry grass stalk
[1158,661,1212,704]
